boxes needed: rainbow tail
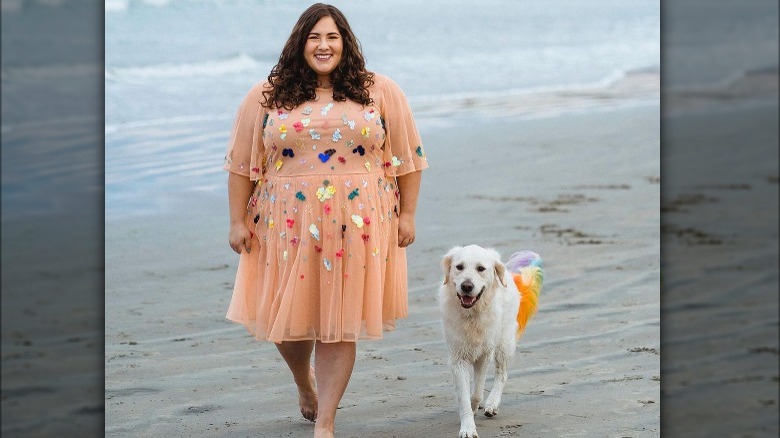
[507,251,544,339]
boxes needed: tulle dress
[223,74,428,343]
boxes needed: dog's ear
[488,249,507,287]
[495,261,507,287]
[442,246,461,285]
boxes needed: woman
[223,3,427,437]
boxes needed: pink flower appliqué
[323,204,332,215]
[293,121,304,132]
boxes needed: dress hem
[226,315,401,344]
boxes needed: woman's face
[303,15,343,86]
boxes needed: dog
[438,245,543,438]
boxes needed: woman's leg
[313,341,357,437]
[275,341,318,421]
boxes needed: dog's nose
[460,280,474,293]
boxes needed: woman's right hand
[229,221,253,254]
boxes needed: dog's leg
[451,360,479,438]
[484,344,513,417]
[471,354,490,412]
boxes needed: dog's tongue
[460,295,477,307]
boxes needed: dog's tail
[507,251,544,338]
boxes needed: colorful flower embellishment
[277,110,289,120]
[391,156,402,167]
[290,236,299,246]
[323,203,332,215]
[348,188,360,200]
[309,224,320,241]
[332,128,342,142]
[268,218,275,228]
[335,249,345,258]
[309,129,320,140]
[302,106,313,115]
[372,247,380,257]
[262,113,269,128]
[340,115,356,130]
[286,218,295,228]
[363,216,371,225]
[338,156,346,164]
[416,146,425,157]
[351,214,364,228]
[321,103,334,115]
[279,124,287,139]
[275,160,283,171]
[301,118,311,127]
[364,162,371,172]
[363,109,375,121]
[293,121,304,132]
[352,145,365,156]
[361,127,370,138]
[316,184,336,202]
[361,234,370,243]
[323,258,333,271]
[345,140,354,148]
[315,245,323,253]
[295,191,306,201]
[282,148,295,157]
[318,148,336,163]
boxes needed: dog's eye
[476,265,486,272]
[455,264,464,271]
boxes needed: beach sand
[103,103,661,437]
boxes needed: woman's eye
[477,266,486,272]
[455,264,464,271]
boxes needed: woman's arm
[228,172,257,254]
[396,170,422,248]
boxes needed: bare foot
[313,426,334,438]
[299,365,318,422]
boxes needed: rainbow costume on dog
[506,251,544,339]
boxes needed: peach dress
[223,74,428,343]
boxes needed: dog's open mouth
[457,290,484,308]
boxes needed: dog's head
[442,245,507,309]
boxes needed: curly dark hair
[262,3,374,110]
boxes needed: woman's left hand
[397,212,416,247]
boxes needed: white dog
[438,245,543,438]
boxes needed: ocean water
[104,0,661,129]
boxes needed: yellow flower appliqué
[316,185,336,202]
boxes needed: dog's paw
[483,402,499,417]
[459,427,479,438]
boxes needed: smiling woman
[304,17,343,86]
[222,3,428,438]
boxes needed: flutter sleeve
[378,75,429,177]
[222,82,270,181]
